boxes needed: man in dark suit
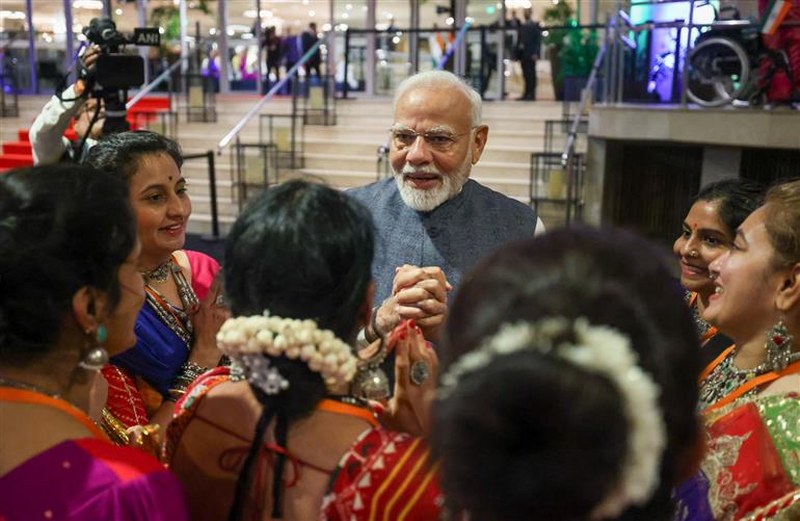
[301,22,321,79]
[517,8,541,101]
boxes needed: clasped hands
[371,264,451,344]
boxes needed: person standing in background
[302,22,321,79]
[517,8,541,101]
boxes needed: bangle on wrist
[367,306,383,343]
[169,361,209,393]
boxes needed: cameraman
[29,45,105,165]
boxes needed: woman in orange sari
[673,179,763,348]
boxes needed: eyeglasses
[389,127,477,152]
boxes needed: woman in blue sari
[85,131,227,442]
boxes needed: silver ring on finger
[410,360,430,386]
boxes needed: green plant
[560,27,599,79]
[542,0,574,50]
[150,0,212,42]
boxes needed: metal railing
[126,57,186,112]
[217,37,325,154]
[437,20,473,70]
[0,60,18,118]
[558,12,626,225]
[182,151,220,238]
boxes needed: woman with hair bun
[165,180,440,521]
[434,227,703,521]
[0,164,187,520]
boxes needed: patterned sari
[674,393,800,520]
[101,250,219,442]
[165,368,442,521]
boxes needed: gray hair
[393,70,482,127]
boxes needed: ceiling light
[73,0,103,9]
[0,10,25,20]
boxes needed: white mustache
[401,164,442,176]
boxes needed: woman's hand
[126,423,162,459]
[378,320,438,437]
[188,276,229,368]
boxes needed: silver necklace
[140,259,177,284]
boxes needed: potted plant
[560,26,600,102]
[543,1,600,102]
[542,0,575,101]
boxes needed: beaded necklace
[143,255,199,349]
[698,346,760,410]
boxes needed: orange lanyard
[688,292,719,345]
[699,349,800,414]
[317,398,379,428]
[699,344,736,382]
[0,387,105,438]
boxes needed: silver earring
[766,319,795,371]
[78,325,109,372]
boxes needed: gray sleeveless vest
[348,178,539,305]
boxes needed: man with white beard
[349,70,543,347]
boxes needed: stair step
[0,154,35,168]
[3,142,32,155]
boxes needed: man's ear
[775,262,800,312]
[72,286,109,334]
[471,125,489,165]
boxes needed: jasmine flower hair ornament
[439,317,666,520]
[216,311,360,395]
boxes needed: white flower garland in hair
[440,317,666,520]
[216,312,360,395]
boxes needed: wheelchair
[686,6,797,107]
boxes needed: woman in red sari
[165,180,440,520]
[676,179,800,519]
[0,164,187,520]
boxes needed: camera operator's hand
[76,45,101,96]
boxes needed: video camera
[81,17,161,135]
